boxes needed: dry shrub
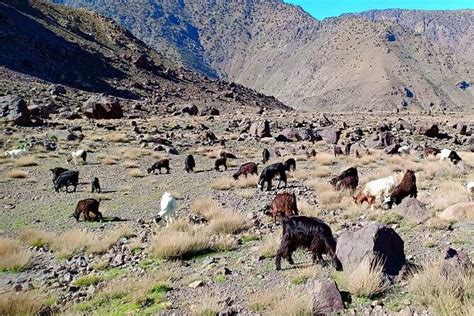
[290,266,321,285]
[426,217,453,230]
[313,152,335,166]
[50,227,133,259]
[88,226,134,254]
[6,169,29,179]
[211,177,234,190]
[122,160,139,169]
[18,228,53,248]
[107,133,127,143]
[191,197,221,220]
[122,148,150,160]
[310,181,347,210]
[189,294,221,316]
[291,168,312,181]
[0,238,32,272]
[14,156,37,167]
[257,232,281,259]
[346,258,387,298]
[128,168,144,177]
[0,291,46,316]
[409,262,473,315]
[151,229,211,259]
[349,150,383,166]
[298,200,320,218]
[250,288,310,315]
[213,234,238,252]
[98,154,120,165]
[208,212,250,235]
[235,175,258,189]
[311,166,332,178]
[429,180,467,211]
[235,189,254,199]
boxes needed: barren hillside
[50,0,474,112]
[0,0,290,114]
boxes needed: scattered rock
[336,222,406,276]
[306,278,344,315]
[83,95,123,119]
[417,123,439,138]
[393,197,430,224]
[188,280,204,288]
[318,128,341,144]
[249,120,271,138]
[439,202,474,221]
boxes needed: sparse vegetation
[6,169,29,179]
[0,238,31,272]
[346,258,388,299]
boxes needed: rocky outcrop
[0,95,32,126]
[336,222,406,276]
[393,197,430,224]
[83,95,123,119]
[306,278,344,315]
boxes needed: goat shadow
[99,216,128,223]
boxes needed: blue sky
[285,0,474,19]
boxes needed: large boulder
[441,248,472,279]
[439,202,474,221]
[417,122,439,138]
[336,222,406,276]
[318,128,341,144]
[306,278,343,315]
[83,95,123,119]
[249,120,271,138]
[368,131,397,149]
[276,128,301,142]
[0,95,32,126]
[393,198,430,224]
[200,107,220,116]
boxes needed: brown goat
[233,162,258,179]
[265,192,298,221]
[214,157,227,171]
[424,145,440,158]
[384,170,417,208]
[74,198,103,222]
[335,176,358,193]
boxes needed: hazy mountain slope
[0,0,290,112]
[356,9,474,62]
[49,0,474,111]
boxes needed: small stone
[188,280,204,288]
[13,284,22,292]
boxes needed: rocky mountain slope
[0,0,290,115]
[356,9,474,62]
[50,0,474,112]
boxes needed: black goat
[91,177,101,193]
[214,157,227,171]
[283,158,296,171]
[49,167,69,182]
[262,148,270,163]
[184,155,196,173]
[275,216,342,271]
[257,163,287,191]
[147,159,170,174]
[54,170,79,193]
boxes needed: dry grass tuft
[208,212,250,235]
[429,181,468,211]
[18,228,53,248]
[128,168,144,178]
[211,177,234,190]
[122,160,139,169]
[191,197,221,220]
[122,148,150,160]
[235,189,254,199]
[151,229,212,260]
[409,262,473,315]
[0,291,47,316]
[107,133,127,143]
[98,154,120,165]
[257,232,281,259]
[313,152,336,166]
[6,169,29,179]
[298,200,320,218]
[0,238,32,272]
[88,226,134,254]
[248,288,310,315]
[189,294,221,316]
[234,175,258,189]
[346,258,388,298]
[14,156,38,167]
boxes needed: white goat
[397,145,410,155]
[155,192,177,226]
[468,182,474,202]
[354,176,396,204]
[438,149,462,165]
[67,150,87,165]
[5,144,30,158]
